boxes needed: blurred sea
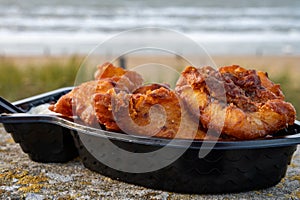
[0,0,299,55]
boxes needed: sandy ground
[2,54,299,70]
[0,127,300,199]
[2,54,299,85]
[2,54,299,86]
[0,55,300,86]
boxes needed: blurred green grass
[0,57,298,119]
[0,56,81,101]
[272,72,300,119]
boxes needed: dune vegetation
[0,56,81,101]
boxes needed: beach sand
[2,54,299,83]
[3,54,299,70]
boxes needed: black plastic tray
[0,87,78,163]
[0,87,300,193]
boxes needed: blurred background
[0,0,299,117]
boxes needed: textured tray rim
[1,114,299,150]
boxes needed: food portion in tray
[49,63,296,140]
[176,65,296,140]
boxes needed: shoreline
[1,53,299,66]
[1,53,299,81]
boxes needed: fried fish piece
[112,84,206,139]
[48,90,74,118]
[94,62,143,92]
[176,65,296,140]
[94,62,127,80]
[49,63,144,129]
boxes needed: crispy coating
[94,62,143,92]
[93,80,121,130]
[49,63,143,129]
[111,84,206,139]
[49,80,114,126]
[257,71,284,99]
[48,90,74,117]
[72,80,99,126]
[94,62,126,80]
[176,65,296,140]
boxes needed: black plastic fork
[0,97,25,114]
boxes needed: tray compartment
[4,122,78,163]
[0,87,78,163]
[72,131,297,194]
